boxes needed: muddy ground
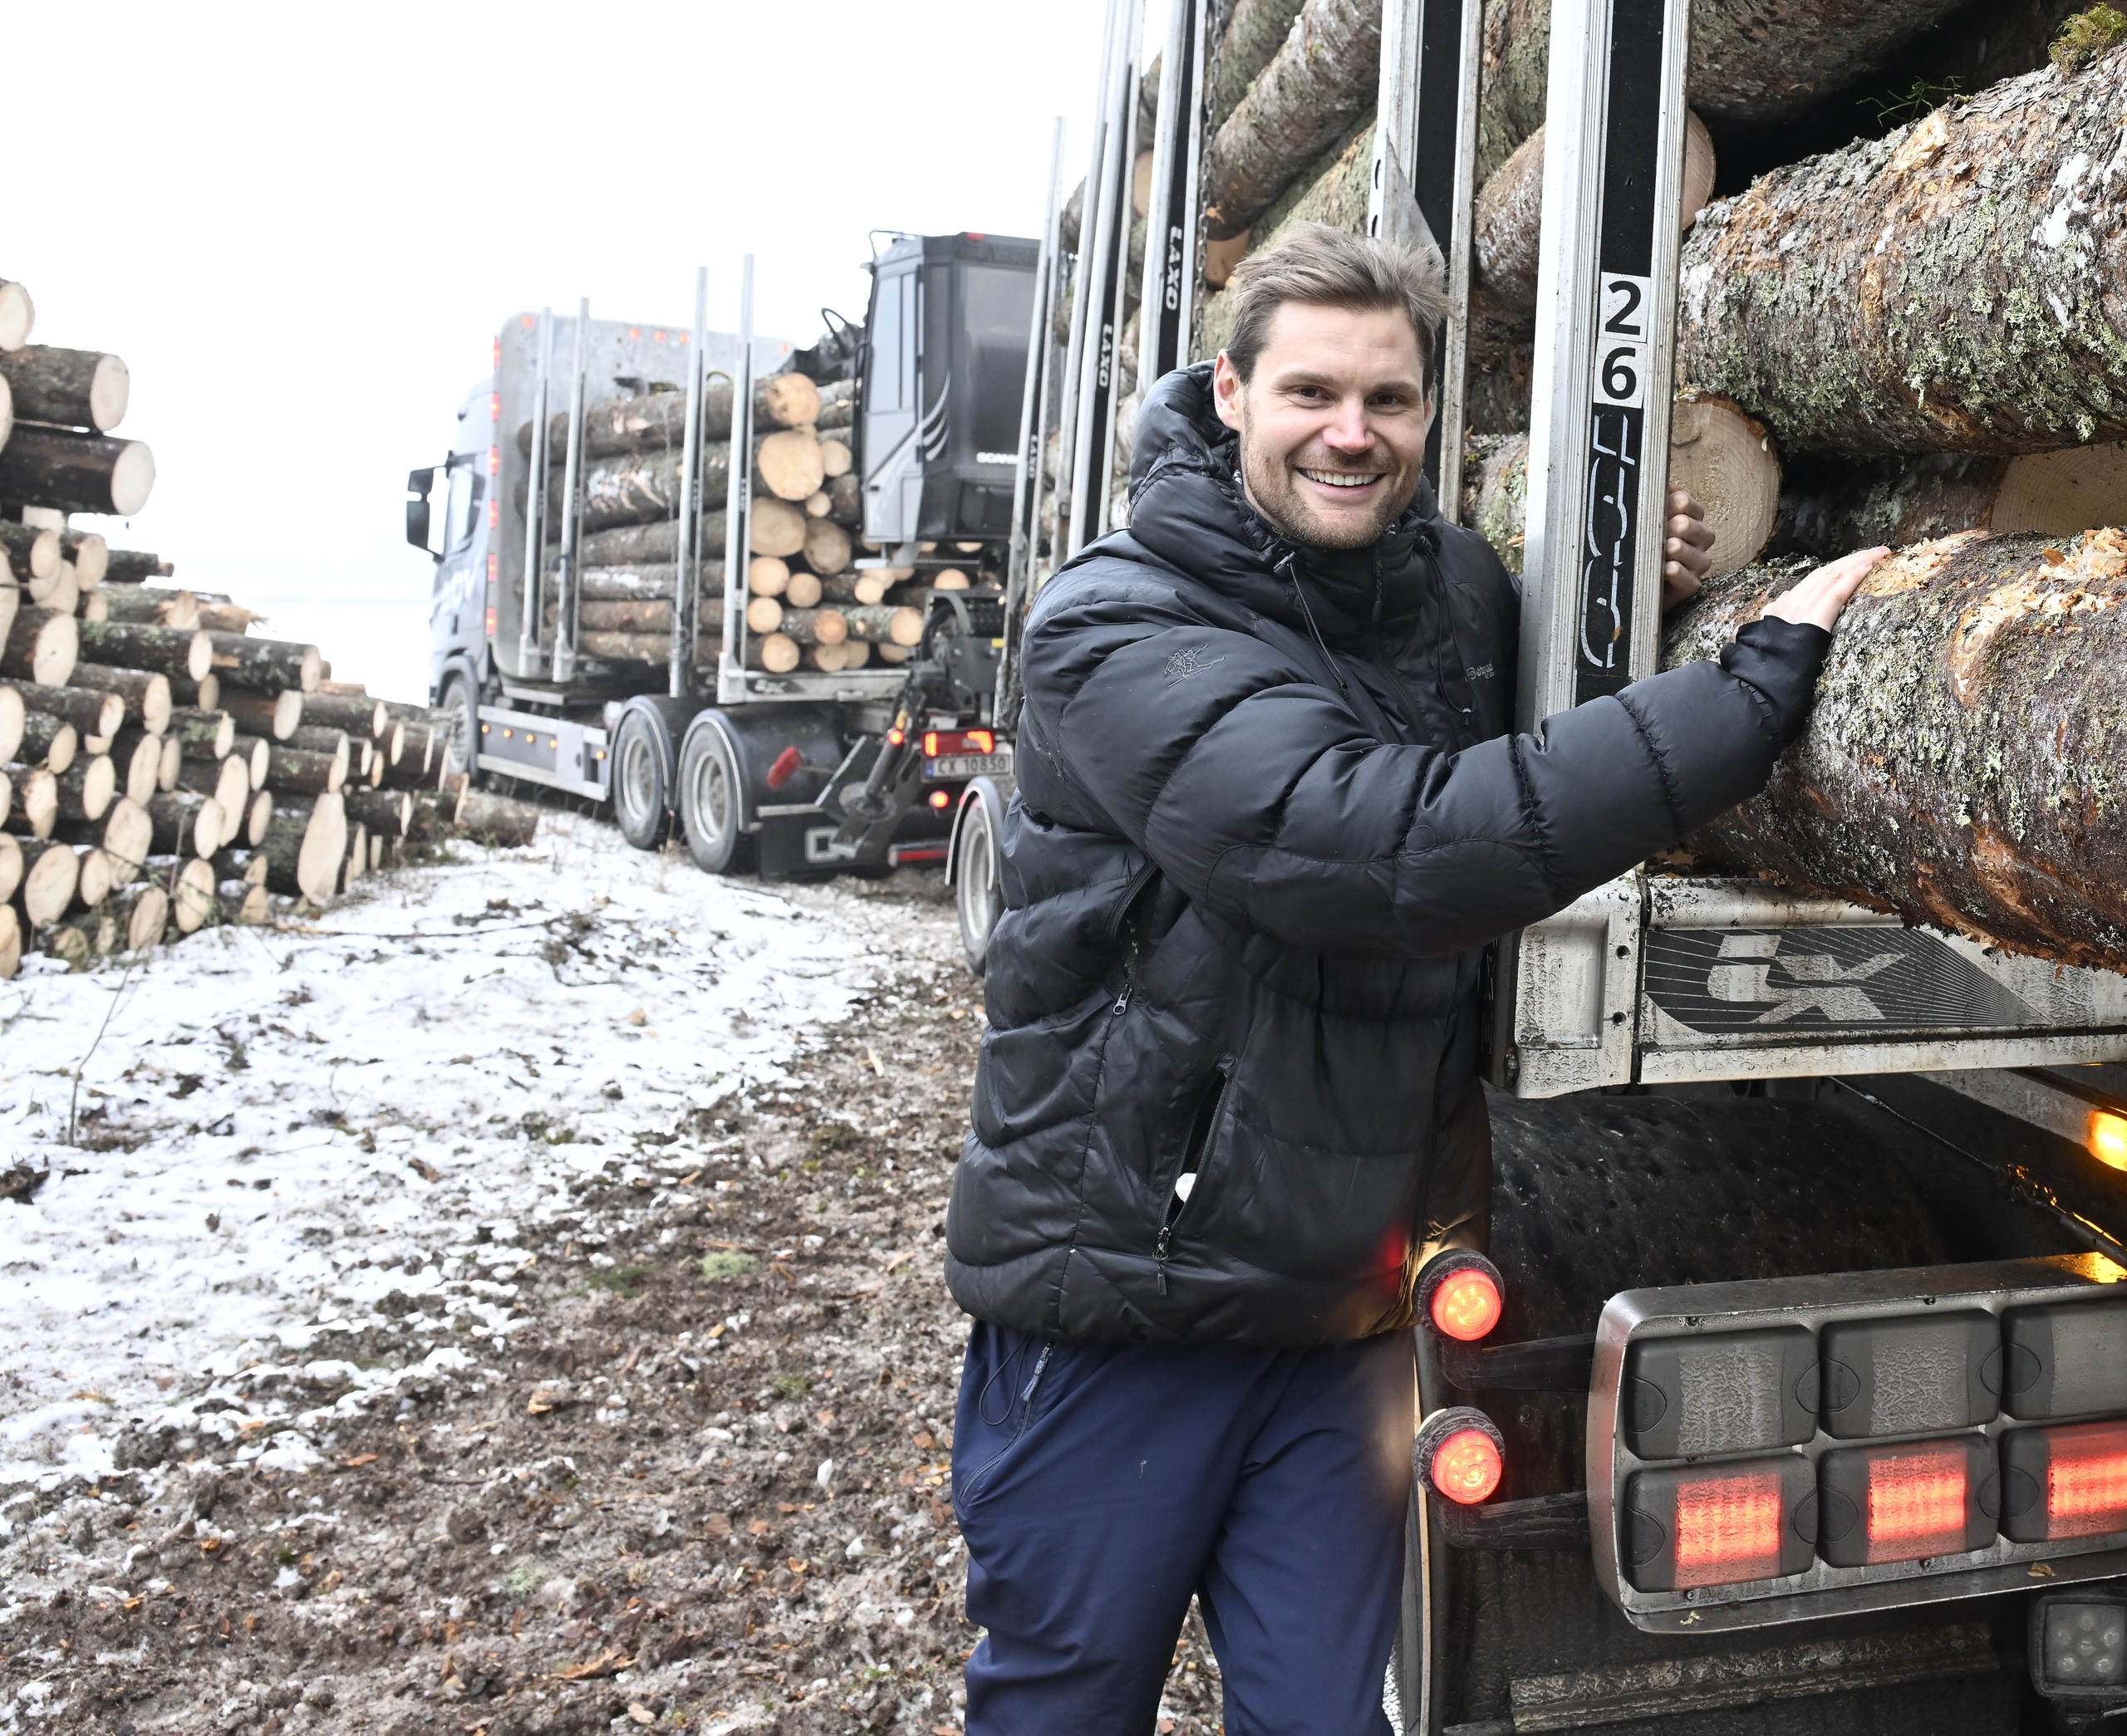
[0,862,1226,1736]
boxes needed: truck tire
[953,782,1006,974]
[610,708,672,850]
[678,718,754,875]
[438,673,479,783]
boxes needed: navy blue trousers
[951,1322,1415,1735]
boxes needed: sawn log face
[1663,527,2127,971]
[1677,47,2127,457]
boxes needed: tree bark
[15,838,78,925]
[838,605,926,647]
[344,788,412,838]
[570,598,727,634]
[219,689,300,741]
[455,791,541,848]
[100,550,174,586]
[216,880,268,927]
[0,427,154,515]
[1664,526,2127,970]
[72,797,152,883]
[18,714,76,773]
[110,729,161,807]
[1679,48,2127,457]
[580,513,726,567]
[827,473,861,527]
[1213,0,1309,130]
[574,631,719,666]
[78,620,207,683]
[267,743,346,796]
[1773,443,2127,559]
[17,682,122,740]
[1198,122,1374,356]
[516,375,819,461]
[0,346,128,432]
[168,708,235,759]
[0,522,59,582]
[5,608,76,688]
[262,792,346,904]
[207,631,321,695]
[176,752,249,817]
[5,765,52,838]
[211,846,271,888]
[63,663,170,734]
[818,570,890,606]
[296,692,385,738]
[773,607,848,647]
[146,791,224,859]
[815,376,856,431]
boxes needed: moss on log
[1678,47,2127,457]
[1662,526,2127,970]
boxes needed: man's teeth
[1301,469,1380,490]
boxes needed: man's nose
[1319,400,1372,454]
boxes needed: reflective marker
[2002,1298,2127,1420]
[2002,1419,2127,1543]
[1431,1429,1503,1504]
[1817,1435,1996,1567]
[1623,1455,1815,1592]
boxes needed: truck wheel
[609,709,671,850]
[438,674,479,782]
[678,721,754,875]
[955,789,1005,973]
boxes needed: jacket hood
[1108,361,1442,647]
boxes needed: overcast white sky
[8,0,1174,661]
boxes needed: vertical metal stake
[720,256,757,702]
[552,299,590,684]
[672,266,709,700]
[518,309,553,669]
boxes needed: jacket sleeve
[1020,567,1829,958]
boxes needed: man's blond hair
[1223,222,1451,384]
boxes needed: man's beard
[1236,415,1420,551]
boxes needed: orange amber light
[1430,1268,1503,1342]
[1431,1429,1503,1505]
[2089,1111,2127,1172]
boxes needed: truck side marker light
[1415,1251,1506,1342]
[1673,1472,1785,1589]
[489,446,499,477]
[484,606,496,638]
[1414,1406,1505,1505]
[766,746,804,791]
[2090,1111,2127,1171]
[887,728,906,747]
[930,791,952,810]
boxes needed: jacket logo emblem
[1465,663,1496,681]
[1164,645,1224,681]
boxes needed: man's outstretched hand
[1660,488,1717,611]
[1763,546,1888,632]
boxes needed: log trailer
[406,231,1037,881]
[974,2,2127,1731]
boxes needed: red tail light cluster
[1598,1274,2127,1623]
[922,728,995,758]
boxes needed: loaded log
[146,791,223,858]
[296,692,384,738]
[266,743,347,796]
[16,838,78,924]
[111,881,170,950]
[72,846,113,912]
[0,522,59,582]
[208,630,321,694]
[0,346,129,432]
[19,714,76,773]
[220,689,300,740]
[457,791,541,848]
[97,586,199,628]
[344,788,412,838]
[1774,444,2127,560]
[575,631,719,665]
[165,856,215,934]
[5,608,77,687]
[110,729,163,807]
[1663,527,2127,973]
[56,756,116,826]
[168,709,235,758]
[78,620,208,683]
[0,427,154,515]
[65,664,170,733]
[228,733,273,788]
[63,532,108,588]
[581,513,726,567]
[100,550,173,586]
[7,766,54,837]
[17,683,122,741]
[1678,47,2127,457]
[174,752,248,817]
[260,792,346,904]
[838,606,926,647]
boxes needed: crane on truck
[405,228,1040,885]
[1024,3,2127,1733]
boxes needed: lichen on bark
[1662,527,2127,972]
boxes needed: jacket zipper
[1109,859,1160,1017]
[1368,568,1431,743]
[1157,1064,1234,1293]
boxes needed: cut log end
[1668,395,1783,578]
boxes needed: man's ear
[1211,351,1245,432]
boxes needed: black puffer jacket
[945,362,1828,1346]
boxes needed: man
[945,223,1880,1734]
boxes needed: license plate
[924,752,1011,780]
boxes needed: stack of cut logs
[0,279,541,978]
[1170,0,2127,973]
[523,369,932,676]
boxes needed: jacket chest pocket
[1154,1059,1235,1294]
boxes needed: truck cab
[406,381,497,772]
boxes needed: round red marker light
[1414,1405,1506,1506]
[1432,1429,1504,1504]
[1430,1268,1503,1341]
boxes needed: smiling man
[945,224,1879,1734]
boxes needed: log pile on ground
[0,281,545,977]
[523,369,939,675]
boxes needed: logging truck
[1012,2,2127,1732]
[405,231,1037,884]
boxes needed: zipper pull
[1155,1225,1173,1293]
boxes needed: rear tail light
[2002,1420,2127,1542]
[1417,1251,1504,1343]
[1817,1436,1997,1567]
[1819,1312,1999,1439]
[1415,1406,1504,1505]
[921,728,996,758]
[2004,1298,2127,1419]
[1625,1327,1815,1459]
[1623,1457,1815,1592]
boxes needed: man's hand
[1763,546,1888,632]
[1661,488,1717,611]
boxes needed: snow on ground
[0,812,943,1493]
